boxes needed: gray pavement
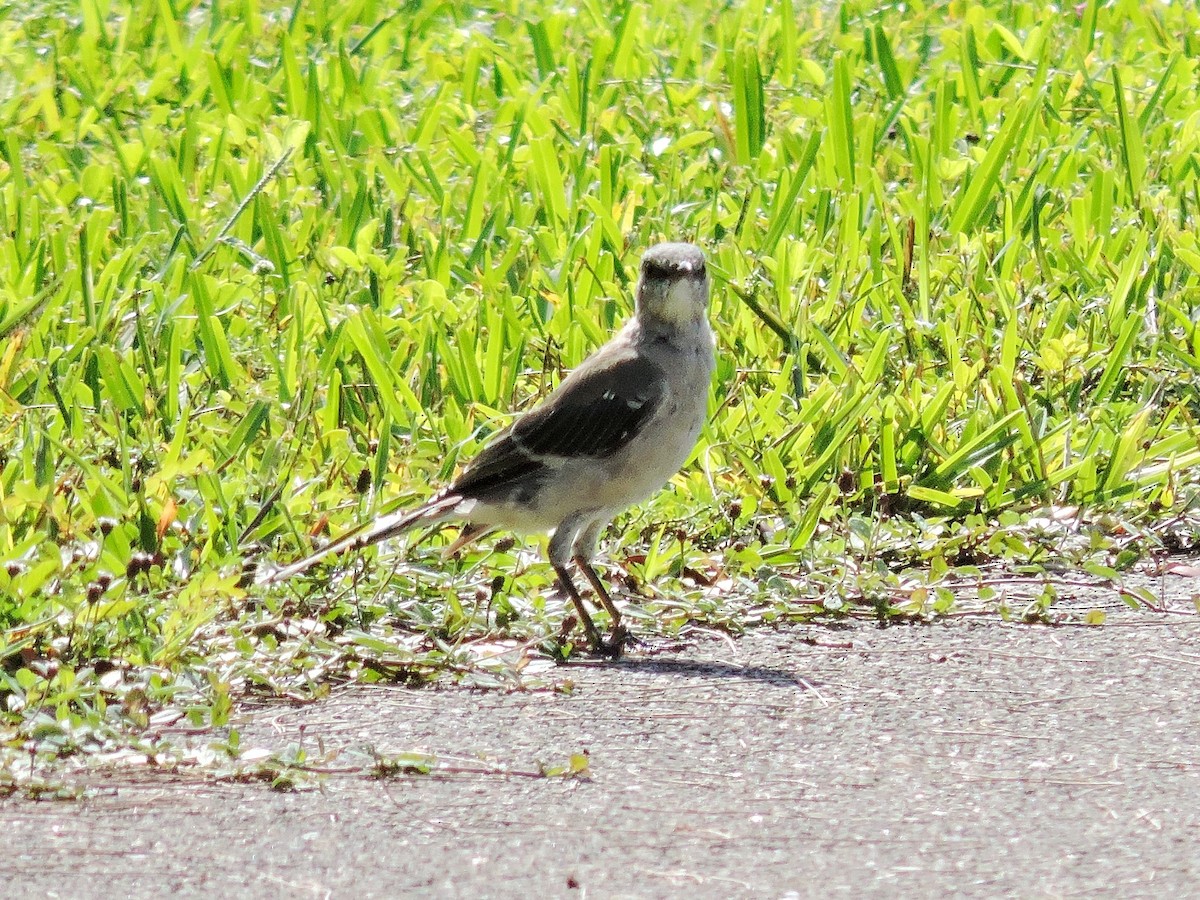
[4,569,1200,898]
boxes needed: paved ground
[4,567,1200,898]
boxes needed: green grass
[3,0,1200,780]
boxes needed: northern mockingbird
[264,242,716,655]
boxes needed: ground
[3,566,1198,898]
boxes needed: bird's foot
[553,614,601,656]
[551,616,627,659]
[593,624,629,659]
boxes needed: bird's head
[635,242,709,331]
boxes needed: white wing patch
[601,389,647,411]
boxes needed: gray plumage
[262,242,716,655]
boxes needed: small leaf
[568,753,590,775]
[156,497,178,541]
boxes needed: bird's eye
[641,251,706,279]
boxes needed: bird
[262,242,716,656]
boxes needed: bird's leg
[574,556,627,656]
[552,564,602,652]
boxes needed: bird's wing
[450,350,667,499]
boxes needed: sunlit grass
[2,0,1200,775]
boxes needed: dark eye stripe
[642,259,706,279]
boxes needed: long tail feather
[258,493,466,584]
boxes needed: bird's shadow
[575,654,818,689]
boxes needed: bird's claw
[594,624,629,659]
[552,616,628,659]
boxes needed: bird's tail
[257,493,467,584]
